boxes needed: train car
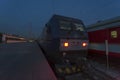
[5,35,27,43]
[87,16,120,63]
[0,33,26,43]
[39,15,88,64]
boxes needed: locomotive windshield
[73,23,84,31]
[59,21,84,31]
[59,21,71,30]
[59,20,87,39]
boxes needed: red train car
[87,16,120,62]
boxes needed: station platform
[0,42,57,80]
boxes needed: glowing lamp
[64,42,69,47]
[82,42,87,47]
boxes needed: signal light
[82,42,87,47]
[64,42,69,47]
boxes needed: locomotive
[38,15,88,64]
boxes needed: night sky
[0,0,120,38]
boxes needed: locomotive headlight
[64,42,69,47]
[82,42,87,47]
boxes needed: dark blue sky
[0,0,120,38]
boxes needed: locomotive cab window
[45,24,51,34]
[59,21,71,30]
[59,21,84,31]
[46,27,51,34]
[73,23,84,31]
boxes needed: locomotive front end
[59,20,88,63]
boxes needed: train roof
[49,14,83,23]
[87,16,120,31]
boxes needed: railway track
[53,58,114,80]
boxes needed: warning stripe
[88,43,120,53]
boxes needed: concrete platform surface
[0,42,57,80]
